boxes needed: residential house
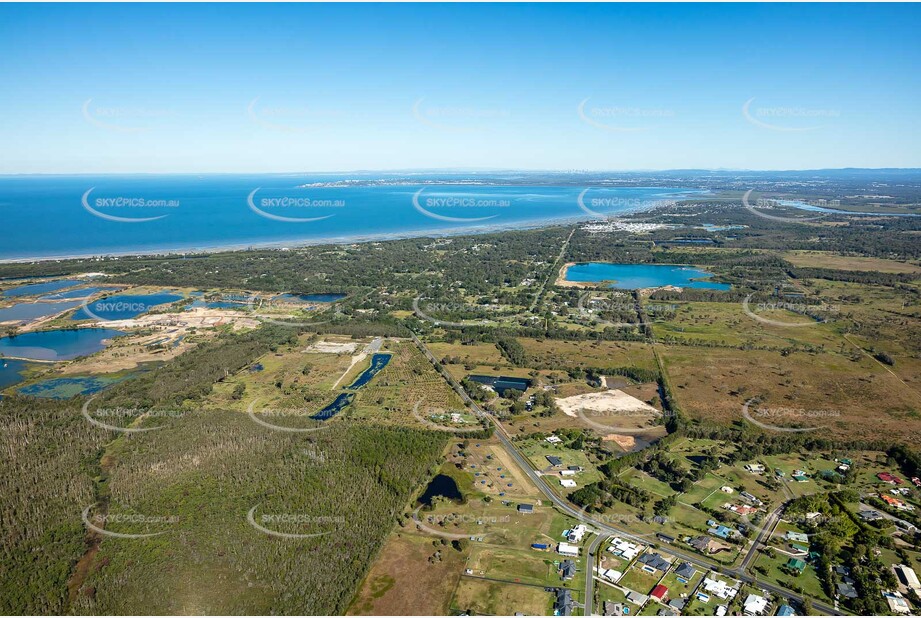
[743,593,768,616]
[557,542,579,557]
[675,562,696,580]
[878,472,904,485]
[894,564,921,597]
[837,582,858,599]
[517,504,534,514]
[568,524,587,543]
[650,584,669,602]
[626,591,648,606]
[560,560,576,580]
[638,552,670,573]
[554,588,575,616]
[883,591,911,615]
[546,455,563,467]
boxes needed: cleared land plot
[651,301,843,349]
[782,251,921,274]
[347,532,467,616]
[659,345,921,444]
[451,576,556,616]
[519,338,658,373]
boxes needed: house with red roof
[879,472,904,485]
[650,584,669,602]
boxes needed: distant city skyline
[1,3,919,173]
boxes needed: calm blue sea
[0,175,702,260]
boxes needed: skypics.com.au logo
[411,188,511,224]
[82,505,178,539]
[81,188,179,223]
[741,294,841,328]
[742,97,840,132]
[576,189,676,220]
[247,188,345,223]
[412,98,510,132]
[246,399,337,433]
[742,398,840,433]
[247,505,343,539]
[82,397,186,434]
[577,98,675,132]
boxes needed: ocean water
[564,263,730,290]
[0,175,701,260]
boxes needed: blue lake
[311,392,355,420]
[0,328,126,361]
[564,263,730,290]
[0,358,37,391]
[186,299,249,310]
[309,352,392,420]
[71,292,184,320]
[2,279,83,297]
[39,286,112,300]
[0,300,83,323]
[290,293,346,303]
[345,353,392,390]
[0,175,703,260]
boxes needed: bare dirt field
[556,389,658,417]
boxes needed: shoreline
[0,192,689,265]
[0,214,598,265]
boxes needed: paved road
[529,227,575,312]
[409,332,841,616]
[584,533,605,616]
[741,503,784,572]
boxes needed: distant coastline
[0,213,596,265]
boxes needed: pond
[0,358,37,391]
[17,374,127,399]
[345,353,392,390]
[0,300,83,323]
[563,262,730,290]
[311,392,354,420]
[186,299,249,310]
[467,374,532,397]
[417,474,464,506]
[39,286,113,300]
[1,279,83,298]
[0,328,126,361]
[71,291,185,320]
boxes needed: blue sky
[1,3,919,173]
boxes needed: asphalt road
[584,533,605,616]
[409,332,841,616]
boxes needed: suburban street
[583,533,605,616]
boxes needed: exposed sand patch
[305,341,359,354]
[555,389,659,418]
[602,434,637,450]
[555,262,598,288]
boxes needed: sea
[0,175,704,261]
